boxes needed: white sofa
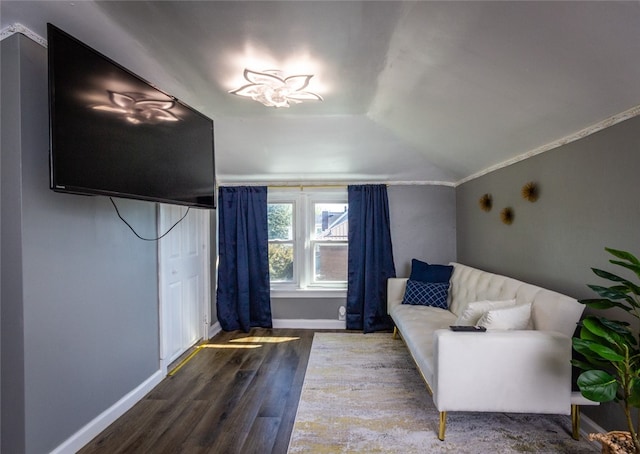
[388,262,586,440]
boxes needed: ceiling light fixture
[229,68,323,108]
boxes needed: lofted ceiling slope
[2,1,639,185]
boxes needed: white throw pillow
[477,303,532,330]
[454,299,517,326]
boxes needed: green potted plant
[572,247,640,453]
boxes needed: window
[268,189,348,293]
[268,203,294,282]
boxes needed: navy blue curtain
[216,186,272,332]
[346,184,396,333]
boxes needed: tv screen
[47,23,216,209]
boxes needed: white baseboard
[207,319,346,332]
[272,319,346,329]
[50,370,164,454]
[208,321,222,338]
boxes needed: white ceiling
[3,1,640,185]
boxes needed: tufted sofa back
[448,263,584,337]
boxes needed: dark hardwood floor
[79,328,334,454]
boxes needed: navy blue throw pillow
[401,279,450,309]
[409,259,453,284]
[409,259,430,282]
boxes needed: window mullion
[304,193,314,289]
[296,194,307,289]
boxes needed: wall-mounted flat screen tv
[47,23,216,209]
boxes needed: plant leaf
[573,338,617,366]
[606,247,640,265]
[573,337,595,355]
[588,284,631,300]
[571,358,599,371]
[578,298,628,311]
[609,260,640,281]
[577,370,618,402]
[581,316,634,348]
[592,268,640,295]
[598,318,637,345]
[579,325,602,342]
[587,285,639,308]
[587,343,625,362]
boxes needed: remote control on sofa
[449,325,487,332]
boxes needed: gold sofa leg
[571,404,580,440]
[570,391,599,440]
[392,326,398,339]
[438,411,447,441]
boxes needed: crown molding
[455,104,640,187]
[0,23,47,47]
[216,180,457,188]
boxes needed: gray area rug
[287,332,599,453]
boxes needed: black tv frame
[47,23,216,209]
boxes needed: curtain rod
[267,184,348,190]
[217,181,455,188]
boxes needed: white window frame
[268,188,348,298]
[267,198,298,285]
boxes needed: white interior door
[158,204,210,371]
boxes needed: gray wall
[272,297,345,320]
[1,31,25,453]
[269,184,457,320]
[389,185,457,277]
[1,34,160,453]
[456,114,640,432]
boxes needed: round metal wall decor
[500,207,514,225]
[479,193,492,211]
[521,181,539,202]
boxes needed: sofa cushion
[402,280,450,309]
[454,299,517,325]
[477,303,532,330]
[447,264,521,316]
[410,259,453,284]
[390,304,457,385]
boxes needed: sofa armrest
[387,278,408,315]
[433,329,572,415]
